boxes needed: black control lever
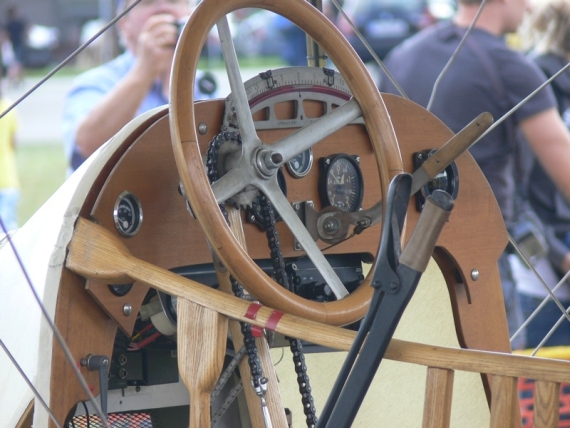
[80,354,110,419]
[317,173,454,428]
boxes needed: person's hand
[133,13,179,83]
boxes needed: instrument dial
[286,148,313,178]
[113,191,143,237]
[319,154,364,212]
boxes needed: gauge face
[319,154,364,212]
[113,191,143,237]
[286,148,313,178]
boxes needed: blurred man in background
[380,0,570,349]
[63,0,216,172]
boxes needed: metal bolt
[471,269,480,281]
[293,203,300,211]
[323,218,339,234]
[123,303,132,316]
[198,122,208,135]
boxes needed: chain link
[206,130,318,426]
[258,194,318,427]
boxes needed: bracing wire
[0,338,63,428]
[0,217,110,427]
[427,0,488,111]
[0,0,142,122]
[328,0,408,99]
[0,3,150,425]
[324,0,570,353]
[3,0,570,424]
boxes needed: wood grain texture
[67,218,570,384]
[83,95,510,355]
[220,206,288,428]
[170,0,403,326]
[533,380,560,428]
[177,299,227,428]
[489,375,519,428]
[422,367,454,428]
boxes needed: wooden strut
[66,217,570,385]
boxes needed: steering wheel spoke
[212,163,255,205]
[171,0,402,325]
[260,179,349,299]
[217,16,257,142]
[274,98,363,163]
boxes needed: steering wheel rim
[170,0,403,326]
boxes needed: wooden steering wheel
[170,0,403,326]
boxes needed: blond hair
[525,0,570,54]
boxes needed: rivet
[198,122,208,135]
[123,303,132,316]
[471,269,480,281]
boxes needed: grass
[12,54,285,226]
[22,54,286,79]
[15,143,67,226]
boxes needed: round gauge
[413,149,459,211]
[319,154,364,212]
[113,191,143,237]
[286,148,313,178]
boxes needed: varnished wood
[85,105,383,332]
[15,400,33,428]
[533,381,560,428]
[422,367,454,428]
[79,94,510,359]
[49,268,118,428]
[220,206,288,428]
[67,218,570,384]
[177,299,227,428]
[489,376,519,428]
[50,94,510,425]
[170,0,403,326]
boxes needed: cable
[128,331,161,351]
[81,402,90,428]
[130,323,154,342]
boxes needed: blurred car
[24,24,60,68]
[337,0,455,62]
